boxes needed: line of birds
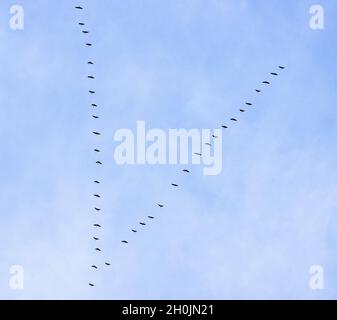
[120,65,286,243]
[74,5,111,288]
[75,4,286,288]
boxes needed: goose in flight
[91,265,98,269]
[88,75,95,79]
[93,224,101,227]
[94,149,100,152]
[94,208,101,211]
[230,118,238,122]
[171,183,179,187]
[94,180,100,184]
[93,237,99,240]
[89,283,95,287]
[82,31,89,34]
[222,125,228,129]
[139,222,146,226]
[278,66,285,69]
[255,89,261,93]
[91,103,98,107]
[86,43,93,47]
[212,134,218,138]
[96,161,102,165]
[271,72,278,76]
[93,194,101,198]
[131,229,137,233]
[182,169,190,173]
[148,216,154,219]
[92,131,101,135]
[157,204,164,208]
[239,109,245,112]
[95,248,101,252]
[262,81,270,85]
[75,6,83,10]
[105,262,111,266]
[205,142,211,146]
[88,61,94,65]
[121,240,128,244]
[89,90,95,94]
[92,115,99,119]
[245,102,252,106]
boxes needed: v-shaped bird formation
[75,4,286,287]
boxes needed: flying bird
[96,161,102,165]
[255,89,261,93]
[194,152,202,156]
[92,115,99,119]
[239,109,245,112]
[94,180,100,184]
[92,132,101,135]
[89,90,95,94]
[271,72,278,76]
[75,6,83,10]
[95,248,101,252]
[88,75,95,79]
[121,240,128,244]
[262,81,270,84]
[93,237,99,240]
[212,134,218,138]
[245,102,252,106]
[230,118,238,122]
[171,183,179,187]
[222,125,228,129]
[182,169,190,173]
[94,208,101,211]
[93,194,101,198]
[157,204,164,208]
[139,222,146,226]
[131,229,137,233]
[82,31,89,34]
[94,149,100,152]
[91,103,98,107]
[89,283,95,287]
[278,66,285,69]
[93,224,101,227]
[148,216,154,219]
[86,43,92,47]
[105,262,111,266]
[88,61,94,65]
[91,265,98,269]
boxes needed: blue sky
[1,0,337,299]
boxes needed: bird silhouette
[262,81,270,84]
[105,262,111,266]
[92,132,101,135]
[271,72,278,76]
[88,61,94,65]
[94,180,100,184]
[92,115,99,119]
[89,90,95,94]
[121,240,128,244]
[91,103,98,107]
[222,125,228,129]
[278,66,285,69]
[171,183,179,187]
[182,169,190,173]
[88,75,95,79]
[212,134,218,138]
[82,31,89,34]
[79,22,85,26]
[91,265,98,269]
[94,208,101,211]
[148,216,154,219]
[194,152,202,156]
[93,194,101,198]
[140,222,147,226]
[239,109,245,112]
[95,248,101,252]
[230,118,238,121]
[96,161,102,165]
[131,229,137,233]
[89,283,95,287]
[75,6,83,10]
[93,237,99,240]
[205,142,211,146]
[93,224,101,227]
[157,204,164,208]
[94,149,100,152]
[86,43,93,47]
[255,89,261,93]
[245,102,252,106]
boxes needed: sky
[0,0,337,299]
